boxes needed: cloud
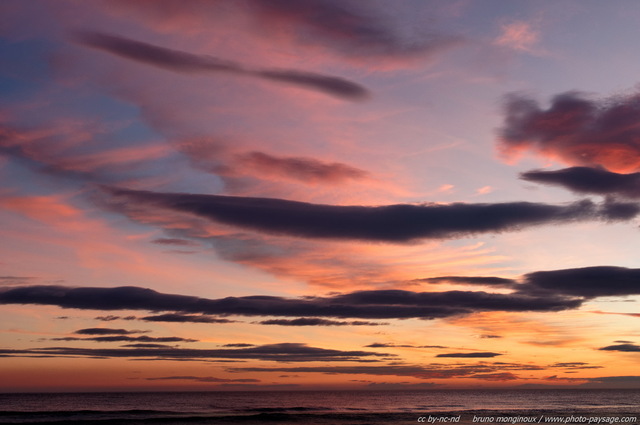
[468,372,518,381]
[146,375,259,383]
[0,123,170,184]
[494,21,542,54]
[0,343,390,363]
[0,284,583,320]
[549,362,602,370]
[521,167,640,199]
[178,140,371,187]
[141,313,236,324]
[598,343,640,352]
[122,343,173,348]
[233,151,370,185]
[74,328,146,335]
[422,276,516,287]
[520,266,640,298]
[106,0,461,62]
[257,318,385,326]
[591,310,640,318]
[151,238,200,247]
[222,343,255,348]
[229,361,543,381]
[73,31,370,101]
[104,187,636,243]
[0,276,36,286]
[498,91,640,172]
[364,343,448,349]
[51,335,197,343]
[247,0,462,59]
[436,352,503,358]
[95,315,137,321]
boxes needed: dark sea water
[0,389,638,424]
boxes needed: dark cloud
[0,276,35,285]
[0,284,582,320]
[436,352,503,358]
[246,0,462,59]
[521,266,640,298]
[151,238,200,247]
[499,91,640,172]
[480,335,502,339]
[146,375,259,383]
[222,343,256,348]
[95,315,137,321]
[230,361,542,380]
[235,151,369,184]
[105,187,635,243]
[521,167,640,198]
[468,372,518,381]
[141,313,236,324]
[0,343,389,363]
[122,343,174,348]
[74,31,370,101]
[422,276,516,287]
[549,362,602,370]
[74,328,146,335]
[52,335,197,343]
[598,343,640,352]
[257,318,385,326]
[364,343,448,349]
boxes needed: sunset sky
[1,0,640,392]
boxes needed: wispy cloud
[1,343,390,363]
[105,0,462,62]
[74,31,370,101]
[494,21,543,55]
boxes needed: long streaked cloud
[520,266,640,298]
[0,276,35,286]
[498,91,640,172]
[4,264,639,321]
[228,361,544,381]
[0,284,582,320]
[146,375,259,383]
[422,276,516,288]
[364,343,448,349]
[521,167,640,199]
[73,31,370,101]
[141,313,236,324]
[51,335,197,343]
[435,352,502,358]
[74,328,147,335]
[104,187,638,243]
[0,343,390,363]
[599,343,640,352]
[233,151,370,185]
[257,318,386,326]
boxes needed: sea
[0,389,637,425]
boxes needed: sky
[1,0,640,392]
